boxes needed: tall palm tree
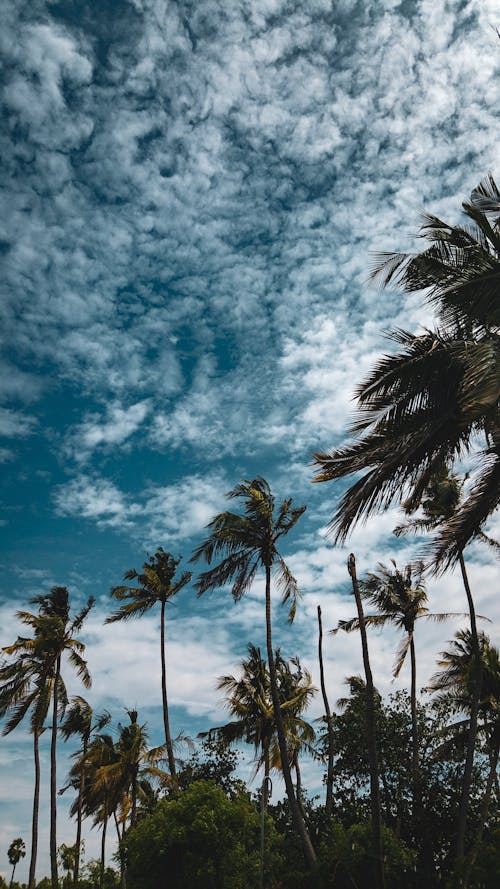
[313,176,500,569]
[106,549,192,777]
[60,697,111,885]
[190,477,317,868]
[334,560,462,781]
[9,587,94,889]
[0,650,49,889]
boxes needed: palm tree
[106,548,192,777]
[334,560,462,782]
[313,176,500,569]
[60,697,111,885]
[0,650,49,889]
[8,838,25,888]
[75,731,121,889]
[8,587,94,889]
[394,466,488,864]
[428,630,500,883]
[202,644,316,811]
[190,477,317,868]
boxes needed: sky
[1,0,499,881]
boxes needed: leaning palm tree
[190,477,316,868]
[60,697,111,885]
[313,175,500,569]
[8,587,94,889]
[106,549,192,777]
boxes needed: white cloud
[0,408,37,438]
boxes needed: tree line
[1,176,499,889]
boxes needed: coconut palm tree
[202,645,316,812]
[60,697,111,885]
[0,650,49,889]
[8,587,94,889]
[190,477,316,868]
[313,176,500,569]
[8,838,25,888]
[334,560,463,781]
[75,731,121,889]
[394,466,489,864]
[429,629,500,882]
[106,549,192,777]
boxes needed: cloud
[66,399,151,460]
[53,471,229,541]
[0,408,37,438]
[53,475,140,528]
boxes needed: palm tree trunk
[160,598,176,777]
[409,635,419,778]
[100,811,108,889]
[9,862,17,888]
[28,730,40,889]
[455,553,483,872]
[50,658,61,889]
[264,565,317,869]
[348,554,385,889]
[74,745,86,886]
[263,742,270,812]
[317,605,334,815]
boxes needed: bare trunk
[160,598,176,776]
[50,657,60,889]
[265,565,317,869]
[9,863,17,889]
[28,730,40,889]
[74,741,86,886]
[455,553,483,876]
[348,554,385,889]
[317,605,334,815]
[100,811,108,889]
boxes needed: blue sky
[1,0,499,880]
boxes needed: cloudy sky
[1,0,499,880]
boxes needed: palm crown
[314,176,500,568]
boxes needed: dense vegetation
[1,178,499,889]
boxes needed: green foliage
[318,821,415,888]
[177,732,246,797]
[122,779,283,889]
[78,860,120,889]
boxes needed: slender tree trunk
[131,769,137,828]
[160,598,176,777]
[348,554,385,889]
[262,741,270,812]
[74,741,86,886]
[50,657,61,889]
[100,811,108,889]
[9,862,17,888]
[455,553,483,874]
[264,565,317,869]
[409,635,419,779]
[28,730,40,889]
[317,605,334,815]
